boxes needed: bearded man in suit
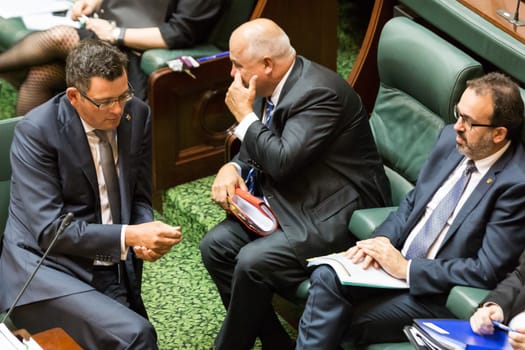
[295,72,525,350]
[0,39,181,349]
[199,18,391,350]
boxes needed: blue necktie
[264,98,274,127]
[405,159,477,259]
[245,98,275,194]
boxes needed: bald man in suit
[200,18,391,350]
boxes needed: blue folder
[414,319,511,349]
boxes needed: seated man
[199,18,391,350]
[0,0,223,114]
[0,39,182,349]
[470,253,525,349]
[295,72,525,349]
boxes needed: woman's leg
[0,25,79,72]
[16,62,66,115]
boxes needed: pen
[197,51,230,63]
[492,320,516,332]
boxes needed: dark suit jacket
[374,125,525,298]
[483,253,525,323]
[0,93,152,316]
[234,56,391,262]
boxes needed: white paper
[307,252,409,289]
[22,12,80,31]
[0,323,26,350]
[1,0,73,18]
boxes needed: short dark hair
[66,39,128,93]
[467,72,524,142]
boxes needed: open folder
[307,252,409,289]
[406,319,512,350]
[228,188,278,236]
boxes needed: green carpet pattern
[145,176,226,349]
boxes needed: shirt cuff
[405,259,412,285]
[234,112,258,142]
[120,224,129,260]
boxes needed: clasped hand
[125,221,182,262]
[471,304,525,349]
[343,236,408,280]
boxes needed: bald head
[230,18,295,62]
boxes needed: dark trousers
[11,265,157,350]
[296,265,455,350]
[200,218,307,350]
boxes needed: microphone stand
[497,0,525,26]
[0,213,74,324]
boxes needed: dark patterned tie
[264,98,275,127]
[94,129,121,224]
[245,98,275,195]
[405,159,477,259]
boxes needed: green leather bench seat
[399,0,525,84]
[0,17,31,52]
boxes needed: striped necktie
[405,159,477,259]
[94,129,121,224]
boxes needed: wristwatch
[112,27,126,46]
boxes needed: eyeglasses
[78,83,134,110]
[453,104,496,130]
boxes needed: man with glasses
[295,72,525,349]
[0,39,181,349]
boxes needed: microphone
[1,212,74,324]
[497,0,525,26]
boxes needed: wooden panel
[458,0,525,43]
[261,0,338,70]
[148,58,235,208]
[347,0,394,113]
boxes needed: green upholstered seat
[0,18,31,52]
[398,0,525,85]
[140,0,259,75]
[0,116,23,331]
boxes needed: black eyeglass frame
[453,104,497,129]
[78,82,135,110]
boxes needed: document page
[307,252,409,289]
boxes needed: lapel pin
[125,114,131,121]
[486,178,493,184]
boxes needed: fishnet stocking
[0,25,79,72]
[16,63,66,115]
[0,25,79,115]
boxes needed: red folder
[228,188,279,236]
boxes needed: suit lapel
[439,144,515,251]
[58,96,98,194]
[407,149,463,230]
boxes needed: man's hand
[470,303,504,335]
[225,72,257,123]
[71,0,101,20]
[85,18,116,43]
[211,163,247,209]
[125,221,182,262]
[509,327,525,349]
[343,236,408,280]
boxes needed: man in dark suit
[295,72,525,349]
[199,18,391,350]
[470,252,525,349]
[0,39,182,349]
